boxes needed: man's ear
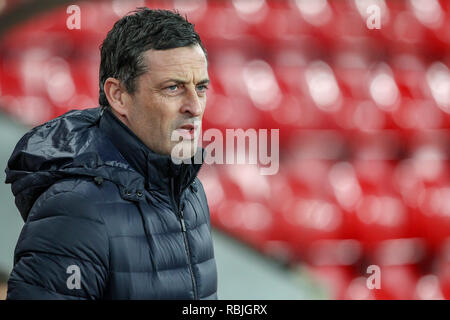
[103,77,130,118]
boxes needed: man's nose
[180,87,203,117]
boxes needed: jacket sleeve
[6,191,110,300]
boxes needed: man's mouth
[175,124,196,140]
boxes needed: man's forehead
[143,45,208,75]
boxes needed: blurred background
[0,0,449,300]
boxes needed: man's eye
[197,84,209,92]
[167,85,178,91]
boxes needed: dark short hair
[98,8,207,107]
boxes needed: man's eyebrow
[160,78,210,85]
[197,79,210,85]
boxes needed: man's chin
[170,141,198,163]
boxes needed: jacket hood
[5,107,203,222]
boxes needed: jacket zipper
[170,177,198,300]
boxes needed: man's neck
[109,106,132,130]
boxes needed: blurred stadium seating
[0,0,449,299]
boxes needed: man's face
[125,44,209,159]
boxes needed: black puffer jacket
[4,106,218,300]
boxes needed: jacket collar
[98,106,203,196]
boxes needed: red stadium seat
[436,238,450,299]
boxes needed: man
[4,8,217,300]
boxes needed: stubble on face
[126,45,209,159]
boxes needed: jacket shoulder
[27,177,117,223]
